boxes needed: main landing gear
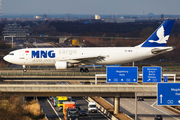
[80,68,89,73]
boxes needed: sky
[2,0,180,15]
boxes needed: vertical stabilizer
[136,20,175,47]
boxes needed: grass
[0,95,45,120]
[24,100,44,118]
[163,66,180,70]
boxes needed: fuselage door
[25,50,29,61]
[19,51,25,59]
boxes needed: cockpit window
[9,53,14,55]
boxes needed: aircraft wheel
[85,68,89,73]
[80,68,85,73]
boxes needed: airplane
[3,20,175,72]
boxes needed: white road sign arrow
[160,94,163,103]
[178,100,180,104]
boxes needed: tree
[140,27,154,40]
[0,94,26,120]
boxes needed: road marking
[151,101,156,106]
[150,101,179,120]
[47,99,62,120]
[144,102,149,105]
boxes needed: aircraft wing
[62,55,109,64]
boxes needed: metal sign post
[4,36,15,48]
[95,74,106,85]
[135,92,137,120]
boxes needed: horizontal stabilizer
[151,47,173,54]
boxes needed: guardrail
[87,97,119,120]
[0,72,106,77]
[0,67,106,70]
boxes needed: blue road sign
[164,76,168,82]
[143,67,161,83]
[158,83,180,105]
[107,67,138,83]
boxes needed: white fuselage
[3,47,161,66]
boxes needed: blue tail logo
[137,20,175,47]
[148,25,169,44]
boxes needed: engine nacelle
[55,61,74,69]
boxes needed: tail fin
[136,20,175,47]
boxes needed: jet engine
[55,61,74,69]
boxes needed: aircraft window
[9,53,14,55]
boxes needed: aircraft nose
[3,55,9,62]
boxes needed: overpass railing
[0,84,157,97]
[0,71,106,77]
[0,84,157,92]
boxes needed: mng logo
[31,50,55,58]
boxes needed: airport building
[2,24,28,37]
[104,17,135,23]
[95,15,100,19]
[34,14,47,20]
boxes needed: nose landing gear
[23,65,27,72]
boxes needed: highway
[38,97,110,120]
[1,77,180,120]
[105,98,180,120]
[38,97,59,120]
[0,72,179,120]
